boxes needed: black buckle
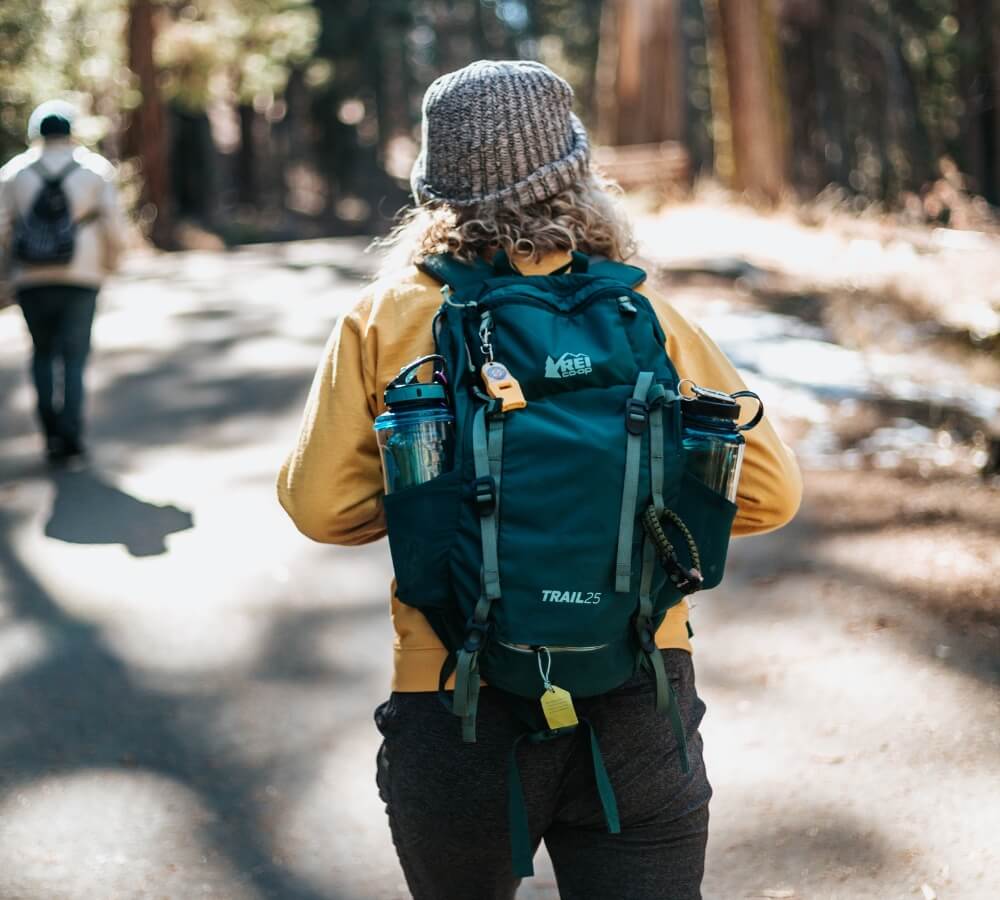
[463,619,490,653]
[635,619,657,654]
[626,398,649,435]
[669,565,704,595]
[473,475,496,515]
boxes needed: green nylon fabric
[649,388,666,515]
[473,405,503,603]
[615,371,655,593]
[507,733,535,877]
[386,252,741,703]
[649,649,690,774]
[582,719,621,834]
[506,722,621,879]
[453,397,506,742]
[452,647,480,744]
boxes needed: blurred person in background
[279,61,800,899]
[0,100,126,464]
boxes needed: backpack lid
[419,250,646,291]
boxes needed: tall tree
[705,0,789,202]
[124,0,172,247]
[955,0,1000,203]
[596,0,686,145]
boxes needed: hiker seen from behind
[279,60,802,900]
[0,100,126,464]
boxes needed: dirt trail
[0,238,996,899]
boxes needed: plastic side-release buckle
[463,619,491,653]
[669,566,704,595]
[473,475,496,515]
[636,621,657,655]
[625,398,649,435]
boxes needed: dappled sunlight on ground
[0,234,996,898]
[635,200,1000,339]
[0,770,254,898]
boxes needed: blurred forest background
[2,0,999,248]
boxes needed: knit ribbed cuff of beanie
[410,60,591,209]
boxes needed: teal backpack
[382,250,738,875]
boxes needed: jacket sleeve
[645,287,803,537]
[277,295,387,545]
[98,174,127,274]
[0,172,13,287]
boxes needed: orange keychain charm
[481,362,527,411]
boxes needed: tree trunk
[706,0,789,202]
[596,0,685,146]
[124,0,172,247]
[236,104,256,207]
[991,3,1000,205]
[955,0,1000,203]
[169,105,219,225]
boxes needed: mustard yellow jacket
[278,251,803,691]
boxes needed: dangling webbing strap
[636,382,689,773]
[648,383,666,515]
[615,372,655,593]
[507,721,620,878]
[476,406,505,603]
[635,569,689,772]
[453,403,505,743]
[507,733,535,877]
[452,645,480,744]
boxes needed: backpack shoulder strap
[31,158,79,185]
[418,253,494,291]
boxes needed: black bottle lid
[384,354,449,410]
[679,380,764,432]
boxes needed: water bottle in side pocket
[679,380,764,503]
[374,355,454,494]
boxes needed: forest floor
[0,205,997,899]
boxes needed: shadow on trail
[720,498,1000,690]
[0,504,376,899]
[45,467,194,557]
[706,805,900,895]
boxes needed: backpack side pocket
[383,468,462,609]
[668,471,738,590]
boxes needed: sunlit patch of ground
[0,770,254,898]
[804,469,1000,629]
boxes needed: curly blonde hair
[373,172,636,275]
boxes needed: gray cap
[410,60,590,208]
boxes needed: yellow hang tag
[481,362,527,411]
[540,685,579,730]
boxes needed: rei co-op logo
[545,352,593,379]
[541,590,602,605]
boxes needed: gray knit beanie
[410,59,590,208]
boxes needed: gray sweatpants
[374,649,711,899]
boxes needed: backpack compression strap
[637,380,691,773]
[451,399,506,743]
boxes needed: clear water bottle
[374,355,454,494]
[679,380,764,503]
